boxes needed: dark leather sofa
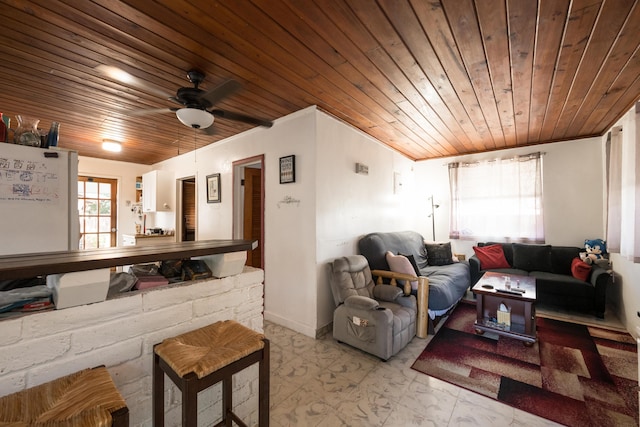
[470,242,611,318]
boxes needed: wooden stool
[0,366,128,426]
[153,320,270,427]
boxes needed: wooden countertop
[123,233,176,239]
[0,239,257,280]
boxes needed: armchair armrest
[344,295,379,310]
[371,269,430,338]
[468,255,483,286]
[373,284,417,310]
[589,265,612,318]
[373,284,403,302]
[371,269,425,295]
[394,294,417,310]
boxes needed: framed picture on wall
[206,173,221,203]
[279,155,295,184]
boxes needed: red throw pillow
[473,244,510,269]
[571,257,591,281]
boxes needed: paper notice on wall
[0,154,61,204]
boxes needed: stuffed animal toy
[580,239,608,266]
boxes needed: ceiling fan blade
[210,109,273,128]
[198,79,242,106]
[201,125,217,136]
[168,96,183,106]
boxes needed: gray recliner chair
[329,255,417,360]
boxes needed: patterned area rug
[412,302,638,426]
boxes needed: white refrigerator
[0,143,79,256]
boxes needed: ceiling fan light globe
[176,108,214,129]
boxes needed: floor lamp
[428,196,440,241]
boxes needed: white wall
[412,137,605,258]
[315,112,419,332]
[77,157,150,245]
[155,107,319,336]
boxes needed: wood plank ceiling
[1,0,639,165]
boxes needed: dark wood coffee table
[472,271,537,346]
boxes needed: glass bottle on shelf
[0,112,6,142]
[13,115,41,146]
[45,121,59,148]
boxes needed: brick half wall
[0,267,265,427]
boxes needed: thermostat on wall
[355,163,369,175]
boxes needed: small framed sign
[279,155,295,184]
[206,173,221,203]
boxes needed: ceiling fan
[99,66,273,132]
[168,70,273,132]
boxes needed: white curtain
[449,153,544,243]
[606,104,640,263]
[606,128,622,252]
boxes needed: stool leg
[223,376,233,426]
[259,338,270,426]
[152,351,165,426]
[182,373,198,427]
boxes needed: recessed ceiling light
[102,140,122,152]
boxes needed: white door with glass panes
[78,176,117,249]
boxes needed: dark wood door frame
[232,155,265,270]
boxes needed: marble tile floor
[265,320,564,427]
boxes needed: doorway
[78,176,118,249]
[233,156,264,269]
[180,177,196,241]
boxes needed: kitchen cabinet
[142,170,173,212]
[135,176,142,203]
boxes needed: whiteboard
[0,144,77,256]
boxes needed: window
[78,176,117,249]
[606,104,640,262]
[449,153,544,243]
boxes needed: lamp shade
[175,108,214,129]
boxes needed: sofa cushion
[479,242,514,266]
[550,246,583,275]
[531,271,594,298]
[425,242,454,266]
[571,257,592,281]
[418,263,470,311]
[473,244,510,269]
[386,252,418,290]
[512,244,552,272]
